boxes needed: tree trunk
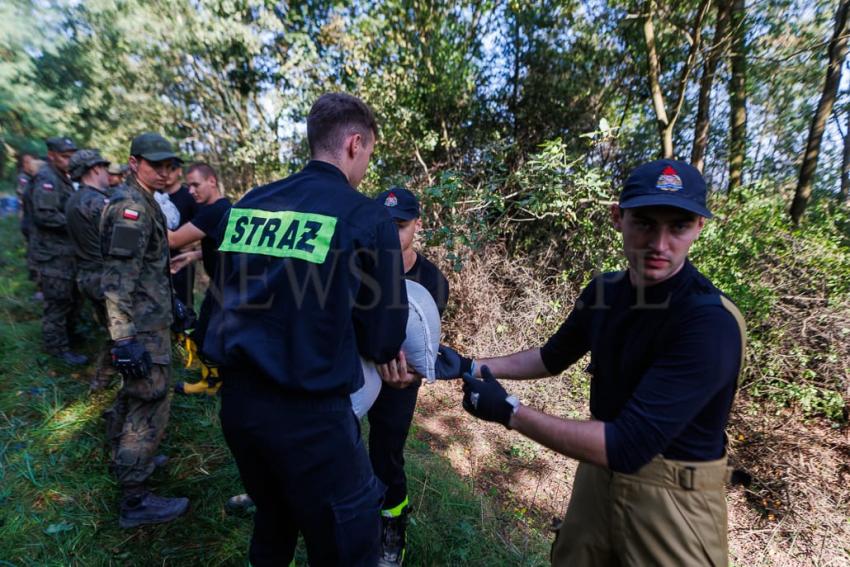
[643,0,672,158]
[643,0,709,159]
[841,107,850,202]
[791,0,850,224]
[728,0,747,193]
[692,0,731,172]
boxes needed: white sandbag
[154,190,181,230]
[402,279,441,383]
[350,279,442,417]
[351,359,382,418]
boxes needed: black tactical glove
[435,344,475,380]
[171,297,196,334]
[462,366,514,428]
[111,338,152,381]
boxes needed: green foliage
[751,379,846,423]
[505,138,621,277]
[689,186,850,422]
[694,186,850,321]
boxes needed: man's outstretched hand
[461,366,513,427]
[377,350,420,389]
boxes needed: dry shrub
[416,243,590,538]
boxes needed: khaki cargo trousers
[551,456,730,566]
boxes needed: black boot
[119,490,189,529]
[378,507,409,567]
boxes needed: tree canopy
[1,0,849,221]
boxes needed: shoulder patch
[42,183,54,191]
[123,208,140,220]
[108,225,142,257]
[219,207,338,264]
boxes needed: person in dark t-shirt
[168,163,231,279]
[369,186,449,567]
[168,163,231,353]
[441,160,747,566]
[164,164,198,306]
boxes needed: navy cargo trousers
[220,372,385,566]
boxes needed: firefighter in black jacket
[203,93,412,566]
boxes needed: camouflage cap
[68,149,110,181]
[130,132,179,162]
[45,136,77,153]
[107,162,127,175]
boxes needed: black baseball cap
[130,132,179,162]
[45,137,77,153]
[375,187,420,221]
[619,159,712,218]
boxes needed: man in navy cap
[442,160,746,566]
[370,186,449,566]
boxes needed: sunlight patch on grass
[42,397,104,446]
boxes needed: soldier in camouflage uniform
[30,137,88,365]
[100,132,188,528]
[65,149,117,391]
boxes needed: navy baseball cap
[619,159,712,218]
[376,187,420,220]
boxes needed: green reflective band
[219,208,338,264]
[381,496,409,518]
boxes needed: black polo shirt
[540,261,742,473]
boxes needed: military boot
[119,491,189,529]
[378,506,409,567]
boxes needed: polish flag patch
[42,183,54,191]
[122,208,140,220]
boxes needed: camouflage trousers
[77,268,114,387]
[39,271,80,354]
[104,328,172,488]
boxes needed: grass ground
[0,216,549,566]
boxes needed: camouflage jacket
[30,163,76,276]
[100,174,173,339]
[66,183,110,273]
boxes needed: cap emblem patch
[656,166,683,192]
[123,208,140,220]
[384,192,398,207]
